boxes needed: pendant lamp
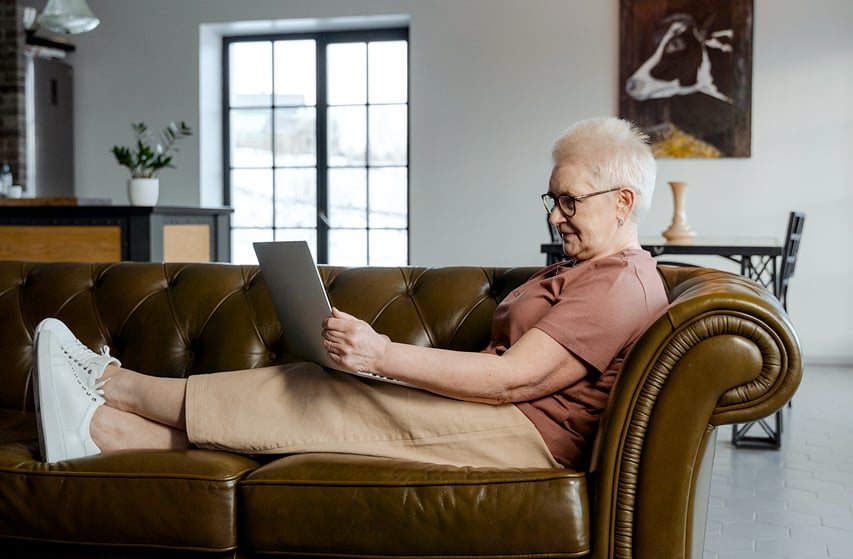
[37,0,100,34]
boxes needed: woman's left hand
[321,307,390,372]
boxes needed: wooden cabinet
[0,203,232,262]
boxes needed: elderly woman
[34,116,668,471]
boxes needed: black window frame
[222,26,410,264]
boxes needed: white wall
[55,0,853,364]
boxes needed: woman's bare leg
[98,364,188,430]
[90,405,191,451]
[83,364,191,451]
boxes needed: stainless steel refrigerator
[25,55,74,198]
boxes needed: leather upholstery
[241,454,589,556]
[0,262,802,559]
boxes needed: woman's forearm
[375,328,585,404]
[323,308,586,403]
[377,342,515,403]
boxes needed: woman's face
[547,162,629,262]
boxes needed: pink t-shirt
[483,249,668,469]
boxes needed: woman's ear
[618,187,636,215]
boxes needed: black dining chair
[776,211,806,312]
[545,220,562,265]
[732,211,805,449]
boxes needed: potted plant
[112,121,192,206]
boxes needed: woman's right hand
[321,307,390,373]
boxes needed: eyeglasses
[541,187,622,217]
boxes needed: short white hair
[551,117,656,222]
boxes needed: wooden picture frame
[619,0,753,158]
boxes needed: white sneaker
[35,318,120,393]
[33,323,107,462]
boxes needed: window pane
[328,106,366,166]
[274,107,316,166]
[231,228,274,264]
[328,168,366,227]
[274,40,316,106]
[327,42,366,105]
[369,167,407,228]
[369,229,408,265]
[329,229,367,266]
[230,42,272,107]
[274,168,317,228]
[230,109,272,167]
[274,229,318,260]
[368,41,407,104]
[227,31,408,266]
[369,104,407,165]
[232,169,274,227]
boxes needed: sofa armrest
[589,268,803,559]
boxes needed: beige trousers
[185,363,560,469]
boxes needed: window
[225,28,409,265]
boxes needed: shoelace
[71,369,105,402]
[62,339,115,395]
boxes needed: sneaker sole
[32,328,49,462]
[34,329,69,463]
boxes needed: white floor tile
[704,364,853,558]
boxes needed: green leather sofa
[0,261,802,559]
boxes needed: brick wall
[0,0,25,188]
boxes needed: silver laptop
[253,241,411,387]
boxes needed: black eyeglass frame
[541,187,622,217]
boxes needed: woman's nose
[548,207,563,226]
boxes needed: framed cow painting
[619,0,753,157]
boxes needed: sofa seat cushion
[240,453,589,557]
[0,431,258,553]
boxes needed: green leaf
[111,120,193,179]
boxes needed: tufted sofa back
[0,262,540,412]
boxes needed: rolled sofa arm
[588,267,803,559]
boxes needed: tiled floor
[704,365,853,559]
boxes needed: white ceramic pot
[128,178,159,206]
